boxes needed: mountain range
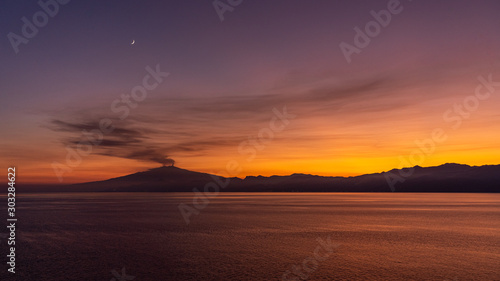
[28,163,500,192]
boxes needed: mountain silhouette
[26,163,500,192]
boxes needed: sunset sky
[1,0,500,184]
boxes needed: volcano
[26,163,500,192]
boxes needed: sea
[1,193,499,280]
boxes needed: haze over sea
[2,193,499,280]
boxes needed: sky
[1,0,500,184]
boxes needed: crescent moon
[131,40,135,45]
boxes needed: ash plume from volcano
[48,118,175,166]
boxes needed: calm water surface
[1,193,499,280]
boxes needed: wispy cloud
[44,70,475,166]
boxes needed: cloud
[48,119,175,166]
[45,72,433,164]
